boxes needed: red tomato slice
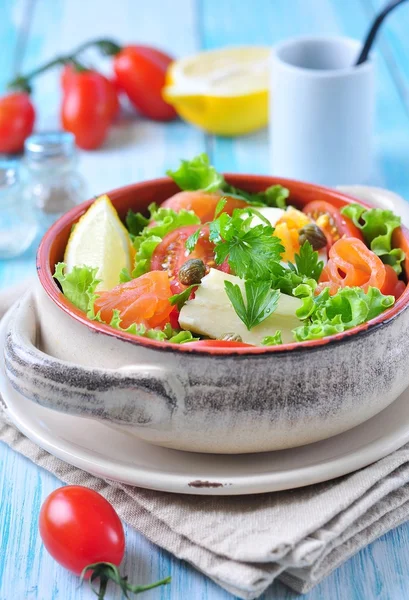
[39,486,125,576]
[151,225,228,293]
[381,264,406,300]
[94,270,173,329]
[316,237,386,295]
[185,340,253,349]
[161,191,248,223]
[303,200,364,245]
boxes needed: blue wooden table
[2,0,409,598]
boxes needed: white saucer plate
[2,308,409,495]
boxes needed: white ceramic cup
[270,36,375,186]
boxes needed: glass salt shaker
[23,131,87,234]
[0,160,38,259]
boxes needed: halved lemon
[163,46,270,136]
[64,195,133,291]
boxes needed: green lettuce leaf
[167,154,289,208]
[262,331,283,346]
[292,286,394,341]
[102,311,199,343]
[166,153,224,192]
[341,203,405,274]
[53,263,100,313]
[132,203,200,277]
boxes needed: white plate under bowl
[2,308,409,495]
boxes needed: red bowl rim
[37,175,409,357]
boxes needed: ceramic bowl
[5,176,409,453]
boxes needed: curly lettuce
[53,263,198,343]
[341,203,405,274]
[167,153,289,208]
[293,286,394,341]
[131,203,200,277]
[53,263,100,313]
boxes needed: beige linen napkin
[2,281,409,599]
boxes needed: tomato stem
[6,37,121,91]
[72,38,122,57]
[81,562,171,598]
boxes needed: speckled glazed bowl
[5,176,409,453]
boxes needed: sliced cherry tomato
[113,45,177,121]
[0,92,35,153]
[61,68,117,149]
[381,264,406,300]
[169,305,180,329]
[94,270,173,328]
[161,191,248,223]
[316,237,386,295]
[303,200,364,245]
[186,340,253,349]
[39,486,125,576]
[151,225,228,294]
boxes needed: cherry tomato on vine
[61,68,118,149]
[0,92,35,153]
[113,45,177,121]
[39,486,125,576]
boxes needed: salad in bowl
[53,154,406,350]
[5,155,409,454]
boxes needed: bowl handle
[4,293,186,428]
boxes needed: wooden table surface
[2,0,409,598]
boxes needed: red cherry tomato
[0,92,35,153]
[381,264,406,300]
[113,45,177,121]
[151,225,228,294]
[39,486,125,576]
[186,340,253,349]
[61,65,119,122]
[161,191,248,224]
[61,68,117,149]
[303,200,364,245]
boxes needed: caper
[178,259,206,285]
[218,333,243,342]
[298,223,327,250]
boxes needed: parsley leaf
[186,228,202,254]
[214,197,227,218]
[212,209,285,279]
[224,279,280,330]
[269,242,324,295]
[170,284,197,310]
[292,241,324,280]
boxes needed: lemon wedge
[64,195,133,291]
[163,46,270,136]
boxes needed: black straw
[356,0,408,66]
